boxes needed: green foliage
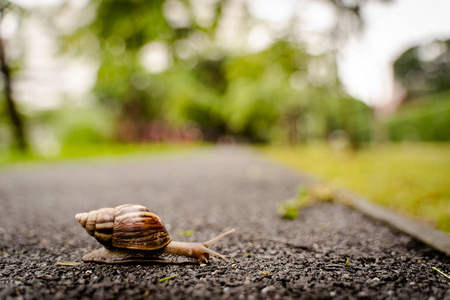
[92,0,172,49]
[158,41,342,143]
[0,93,10,145]
[59,0,375,146]
[386,91,450,141]
[1,0,398,153]
[160,65,227,140]
[393,39,450,99]
[35,105,114,146]
[65,0,175,127]
[223,72,283,142]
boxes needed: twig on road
[432,267,450,281]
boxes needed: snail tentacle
[203,229,235,248]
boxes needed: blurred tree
[0,2,27,151]
[161,63,228,141]
[222,40,311,143]
[386,91,450,142]
[65,0,234,142]
[393,39,450,101]
[63,0,387,145]
[390,39,450,142]
[87,1,170,142]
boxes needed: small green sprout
[177,229,195,237]
[277,185,336,220]
[277,187,311,219]
[277,199,299,220]
[158,273,179,283]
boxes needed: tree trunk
[0,36,27,151]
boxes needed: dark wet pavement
[1,146,449,299]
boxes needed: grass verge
[0,143,202,168]
[260,143,450,233]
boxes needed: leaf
[276,196,309,220]
[158,273,179,283]
[178,229,195,237]
[281,207,298,220]
[55,261,81,266]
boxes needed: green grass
[0,143,202,168]
[260,143,450,233]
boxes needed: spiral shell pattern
[75,204,171,250]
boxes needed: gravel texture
[0,146,449,299]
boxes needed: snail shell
[75,204,171,251]
[75,204,234,264]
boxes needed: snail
[75,204,235,264]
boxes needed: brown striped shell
[75,204,171,251]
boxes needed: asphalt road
[0,146,449,299]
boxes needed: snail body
[75,204,234,264]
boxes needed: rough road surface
[0,147,449,299]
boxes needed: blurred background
[1,0,449,154]
[0,1,449,229]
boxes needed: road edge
[332,188,450,257]
[247,147,450,257]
